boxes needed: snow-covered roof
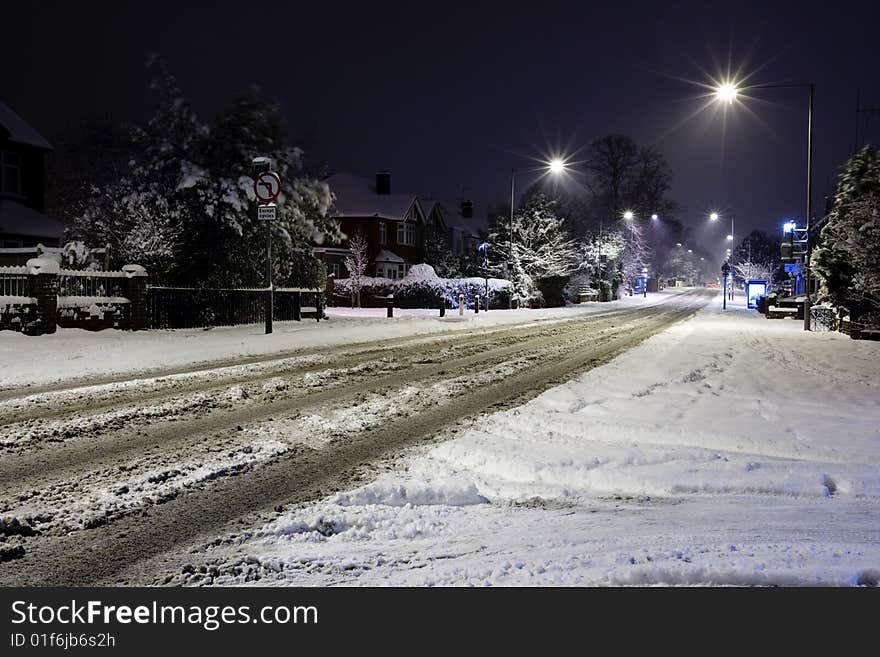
[440,200,490,237]
[374,249,404,263]
[0,102,52,150]
[326,172,420,222]
[0,199,64,239]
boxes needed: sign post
[478,242,489,312]
[253,163,281,334]
[721,261,730,310]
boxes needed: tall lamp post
[714,80,814,330]
[507,158,567,308]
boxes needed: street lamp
[715,82,738,104]
[712,79,814,330]
[508,159,568,308]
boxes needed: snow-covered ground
[197,296,880,586]
[0,292,675,388]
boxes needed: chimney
[375,171,391,195]
[461,199,473,218]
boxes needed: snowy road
[177,294,879,587]
[0,289,712,585]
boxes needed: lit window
[378,222,386,245]
[1,151,22,195]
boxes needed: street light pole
[804,83,814,331]
[713,80,815,330]
[509,168,516,310]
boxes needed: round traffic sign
[254,171,282,203]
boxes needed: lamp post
[713,80,814,330]
[507,158,567,308]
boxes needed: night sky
[5,0,880,255]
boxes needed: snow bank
[0,290,678,388]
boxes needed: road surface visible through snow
[0,290,714,585]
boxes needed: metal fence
[0,266,30,298]
[58,269,126,299]
[147,287,322,329]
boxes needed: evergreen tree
[813,145,880,318]
[68,55,340,287]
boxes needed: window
[388,268,397,280]
[378,222,386,245]
[396,221,416,246]
[1,151,22,196]
[329,262,340,278]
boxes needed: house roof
[0,102,52,150]
[440,200,490,237]
[325,172,420,222]
[0,199,64,240]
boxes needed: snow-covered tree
[620,220,651,293]
[733,260,774,285]
[68,55,340,287]
[342,230,369,308]
[663,246,699,286]
[574,230,626,299]
[814,145,880,320]
[423,224,460,277]
[488,193,578,305]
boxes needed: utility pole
[803,83,814,331]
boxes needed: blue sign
[746,280,767,309]
[784,262,800,274]
[477,242,489,267]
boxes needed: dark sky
[5,0,880,256]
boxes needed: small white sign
[258,204,277,221]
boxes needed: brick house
[0,102,63,254]
[318,171,426,279]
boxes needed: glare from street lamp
[715,83,739,104]
[726,234,733,241]
[651,213,659,220]
[709,212,719,221]
[687,249,693,253]
[549,159,566,174]
[623,210,634,220]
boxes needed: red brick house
[318,171,426,279]
[0,102,63,252]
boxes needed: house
[422,197,490,257]
[0,102,63,251]
[318,171,426,279]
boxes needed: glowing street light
[549,158,566,174]
[726,234,734,241]
[651,213,659,221]
[709,212,719,222]
[715,82,739,104]
[623,210,634,220]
